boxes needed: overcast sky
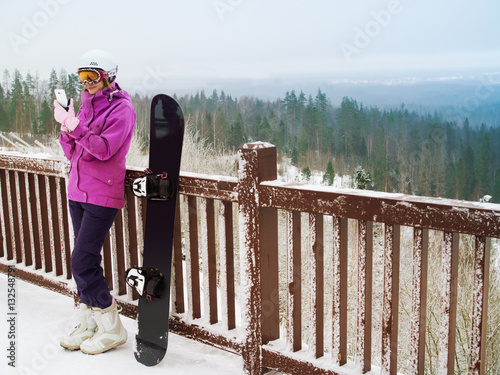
[2,0,500,95]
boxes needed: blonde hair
[103,78,113,90]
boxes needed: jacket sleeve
[59,132,76,161]
[66,102,136,161]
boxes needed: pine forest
[1,68,500,204]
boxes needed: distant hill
[160,72,500,128]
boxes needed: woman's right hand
[54,99,79,133]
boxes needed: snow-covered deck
[0,274,245,375]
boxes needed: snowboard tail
[134,336,166,366]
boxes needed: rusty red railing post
[381,224,401,375]
[438,232,460,375]
[409,227,429,375]
[238,142,278,375]
[469,236,491,375]
[356,220,373,373]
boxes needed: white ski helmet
[78,49,118,83]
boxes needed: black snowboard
[133,94,184,366]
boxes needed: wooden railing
[0,142,499,375]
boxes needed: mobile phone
[54,89,69,111]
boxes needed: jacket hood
[81,82,129,104]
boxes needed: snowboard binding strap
[131,169,175,201]
[125,267,167,301]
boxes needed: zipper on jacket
[74,95,96,201]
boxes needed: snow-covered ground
[0,273,245,375]
[277,157,351,187]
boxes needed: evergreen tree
[208,89,219,113]
[372,128,389,191]
[229,113,245,149]
[66,73,81,109]
[23,72,36,133]
[297,90,306,133]
[313,89,328,152]
[48,69,58,94]
[336,97,357,159]
[444,162,457,199]
[323,160,335,186]
[290,146,298,165]
[202,110,212,142]
[456,157,466,199]
[2,70,11,103]
[213,107,228,147]
[303,95,316,150]
[477,131,492,196]
[301,166,311,182]
[463,144,476,200]
[10,70,24,133]
[284,90,298,141]
[297,127,309,157]
[0,83,8,130]
[48,69,59,130]
[407,125,422,188]
[256,115,272,142]
[314,89,328,113]
[275,119,286,150]
[37,100,52,135]
[353,166,372,190]
[493,167,500,204]
[416,141,433,196]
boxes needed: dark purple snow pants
[69,200,118,309]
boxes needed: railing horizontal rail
[179,173,238,201]
[259,182,500,237]
[0,153,69,177]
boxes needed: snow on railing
[1,143,500,375]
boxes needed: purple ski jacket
[59,83,136,209]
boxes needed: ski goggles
[78,69,106,85]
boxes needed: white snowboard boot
[80,301,128,354]
[60,303,97,350]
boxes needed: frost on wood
[331,216,347,365]
[469,236,490,374]
[286,210,301,352]
[238,145,263,374]
[241,141,274,149]
[438,232,459,374]
[184,195,201,320]
[355,220,373,373]
[218,200,236,331]
[381,224,400,374]
[308,213,324,359]
[200,197,218,325]
[259,180,500,238]
[409,227,428,374]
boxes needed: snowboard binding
[125,267,167,301]
[131,169,175,201]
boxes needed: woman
[53,49,136,354]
